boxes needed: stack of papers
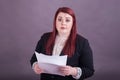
[35,52,67,76]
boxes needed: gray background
[0,0,120,80]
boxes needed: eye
[66,19,70,22]
[58,18,62,22]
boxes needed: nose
[61,20,66,25]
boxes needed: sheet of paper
[35,51,67,76]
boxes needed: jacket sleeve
[79,39,94,79]
[30,33,46,66]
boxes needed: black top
[30,32,94,80]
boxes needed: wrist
[72,67,82,79]
[71,67,77,76]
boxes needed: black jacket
[30,32,94,80]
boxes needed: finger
[35,69,43,74]
[62,71,70,76]
[60,66,69,70]
[34,66,44,74]
[60,69,70,76]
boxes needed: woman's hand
[33,63,43,74]
[59,65,77,76]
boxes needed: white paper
[35,51,67,76]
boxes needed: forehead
[57,12,72,19]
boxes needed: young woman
[30,7,94,80]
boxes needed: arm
[30,33,47,66]
[79,39,94,79]
[30,33,47,74]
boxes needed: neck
[58,32,70,38]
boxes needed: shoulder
[76,34,91,48]
[42,32,52,37]
[37,32,52,42]
[76,34,88,42]
[76,34,92,51]
[40,32,52,39]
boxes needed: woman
[30,7,94,80]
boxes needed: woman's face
[56,12,73,35]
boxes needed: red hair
[46,7,77,57]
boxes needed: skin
[33,12,77,77]
[56,12,73,37]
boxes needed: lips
[61,27,66,29]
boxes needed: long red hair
[46,7,77,57]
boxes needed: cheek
[67,23,73,29]
[68,26,72,32]
[56,23,61,30]
[56,22,60,27]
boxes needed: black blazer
[30,32,94,80]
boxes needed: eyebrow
[58,16,71,19]
[66,17,71,19]
[58,16,62,18]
